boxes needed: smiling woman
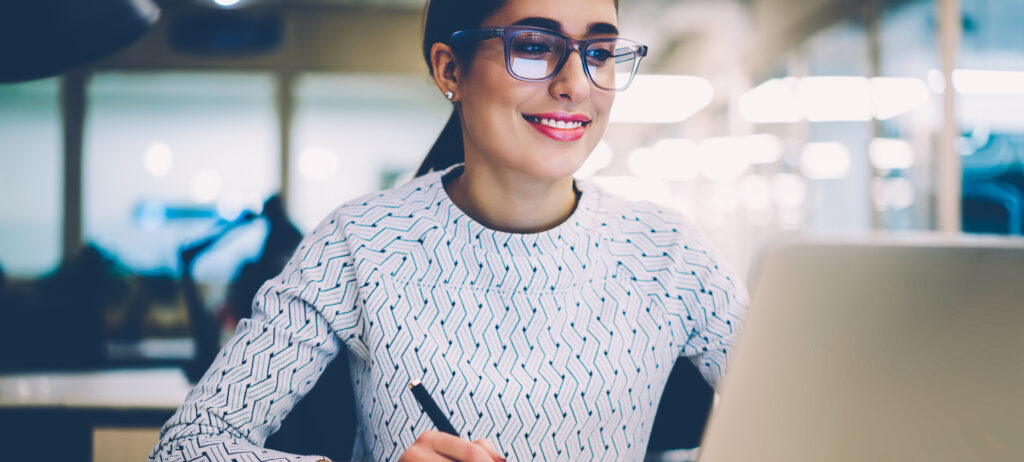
[149,1,748,461]
[423,0,637,234]
[416,0,623,174]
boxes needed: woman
[151,0,747,460]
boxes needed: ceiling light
[952,69,1024,95]
[626,139,700,181]
[800,77,873,122]
[772,174,808,209]
[741,134,784,164]
[610,75,714,124]
[698,137,751,182]
[869,138,916,171]
[872,177,916,211]
[871,78,930,120]
[800,142,852,180]
[738,77,802,124]
[143,141,174,178]
[740,76,930,123]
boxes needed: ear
[430,42,461,101]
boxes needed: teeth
[535,118,583,129]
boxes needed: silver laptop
[698,234,1024,462]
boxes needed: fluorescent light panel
[952,69,1024,96]
[800,142,852,179]
[869,138,916,170]
[611,75,714,124]
[740,76,930,123]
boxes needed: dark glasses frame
[448,25,648,92]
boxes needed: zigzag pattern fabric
[151,164,748,462]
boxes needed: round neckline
[427,163,599,257]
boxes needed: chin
[522,145,591,180]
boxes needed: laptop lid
[697,235,1024,462]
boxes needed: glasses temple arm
[448,27,505,45]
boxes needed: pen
[408,379,460,436]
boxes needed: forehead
[481,0,619,35]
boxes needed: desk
[107,338,196,364]
[0,368,192,461]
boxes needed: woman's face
[455,0,618,181]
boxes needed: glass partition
[83,72,279,282]
[289,73,450,231]
[0,78,62,277]
[956,0,1024,234]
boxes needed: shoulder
[581,178,699,243]
[581,179,736,281]
[319,171,442,230]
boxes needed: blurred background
[0,0,1022,460]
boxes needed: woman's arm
[150,215,363,462]
[670,222,750,389]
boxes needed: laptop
[697,234,1024,462]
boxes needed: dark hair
[416,0,508,176]
[415,0,619,176]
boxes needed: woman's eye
[515,41,551,54]
[586,48,613,62]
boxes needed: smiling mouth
[522,115,592,130]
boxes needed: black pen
[408,379,460,436]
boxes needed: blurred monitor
[699,234,1024,462]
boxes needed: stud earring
[444,91,454,100]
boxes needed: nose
[549,49,591,103]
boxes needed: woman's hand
[398,431,506,462]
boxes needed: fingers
[472,438,506,461]
[401,431,498,462]
[399,442,456,462]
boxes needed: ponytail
[417,0,505,177]
[416,108,464,177]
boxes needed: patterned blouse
[150,164,748,461]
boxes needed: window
[289,73,450,231]
[83,72,279,282]
[0,78,62,277]
[956,0,1024,234]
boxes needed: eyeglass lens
[508,30,639,91]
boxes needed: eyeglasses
[448,25,648,92]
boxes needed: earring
[444,90,454,100]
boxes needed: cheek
[461,68,524,124]
[594,92,615,119]
[586,93,615,140]
[460,94,517,142]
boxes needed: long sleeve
[670,220,750,389]
[150,213,364,462]
[149,168,754,461]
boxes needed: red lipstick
[522,112,592,142]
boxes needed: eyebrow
[509,17,620,36]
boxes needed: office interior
[0,0,1022,460]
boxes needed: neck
[444,161,579,234]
